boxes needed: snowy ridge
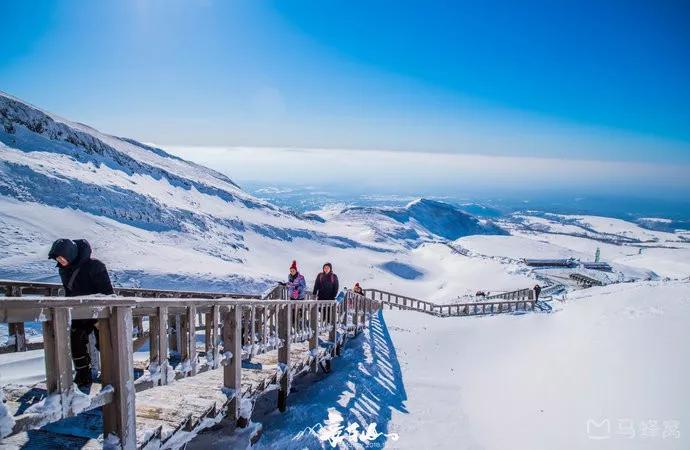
[0,92,525,297]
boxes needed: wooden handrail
[1,283,382,447]
[0,279,263,299]
[365,288,536,317]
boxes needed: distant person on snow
[48,239,114,387]
[313,262,339,300]
[534,284,542,301]
[285,260,306,300]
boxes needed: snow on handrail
[0,280,382,447]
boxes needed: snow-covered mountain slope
[0,92,511,293]
[0,91,686,298]
[321,198,506,249]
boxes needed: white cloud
[165,145,690,195]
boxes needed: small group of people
[283,260,363,300]
[46,238,365,388]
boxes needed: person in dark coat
[48,239,114,387]
[534,284,542,301]
[313,262,339,300]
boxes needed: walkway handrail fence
[365,288,536,317]
[0,280,381,448]
[569,273,605,287]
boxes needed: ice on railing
[239,398,254,420]
[24,391,62,425]
[102,433,121,450]
[18,382,97,430]
[70,385,92,415]
[177,359,193,375]
[163,361,175,384]
[1,389,16,439]
[220,351,234,366]
[276,362,288,379]
[141,361,163,384]
[221,387,237,400]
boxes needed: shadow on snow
[253,309,408,449]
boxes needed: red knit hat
[290,260,298,271]
[355,282,360,288]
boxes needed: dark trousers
[70,319,99,371]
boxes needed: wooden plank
[43,307,73,417]
[211,305,220,369]
[100,306,136,449]
[187,305,198,376]
[250,305,256,356]
[353,294,360,332]
[309,304,318,372]
[277,304,291,412]
[223,305,242,422]
[175,314,182,355]
[204,311,212,355]
[261,306,268,350]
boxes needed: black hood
[56,239,92,268]
[72,239,92,266]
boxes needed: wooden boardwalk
[1,279,543,449]
[1,339,330,449]
[1,282,375,449]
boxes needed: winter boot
[73,355,93,389]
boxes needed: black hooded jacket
[58,240,114,297]
[313,269,339,300]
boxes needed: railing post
[43,307,73,417]
[187,305,198,376]
[278,303,292,412]
[223,305,242,423]
[342,292,349,327]
[151,306,169,384]
[179,310,190,377]
[7,287,27,352]
[100,306,136,449]
[204,311,213,358]
[261,306,268,350]
[328,302,337,368]
[211,305,220,369]
[309,303,318,372]
[133,316,143,339]
[353,293,360,333]
[250,305,256,356]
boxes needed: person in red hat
[353,282,364,295]
[286,260,306,300]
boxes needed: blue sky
[2,0,689,183]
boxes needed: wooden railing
[569,273,605,287]
[485,288,534,301]
[0,279,268,354]
[365,288,536,317]
[0,282,381,448]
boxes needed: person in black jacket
[48,238,114,387]
[534,284,542,301]
[313,262,339,300]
